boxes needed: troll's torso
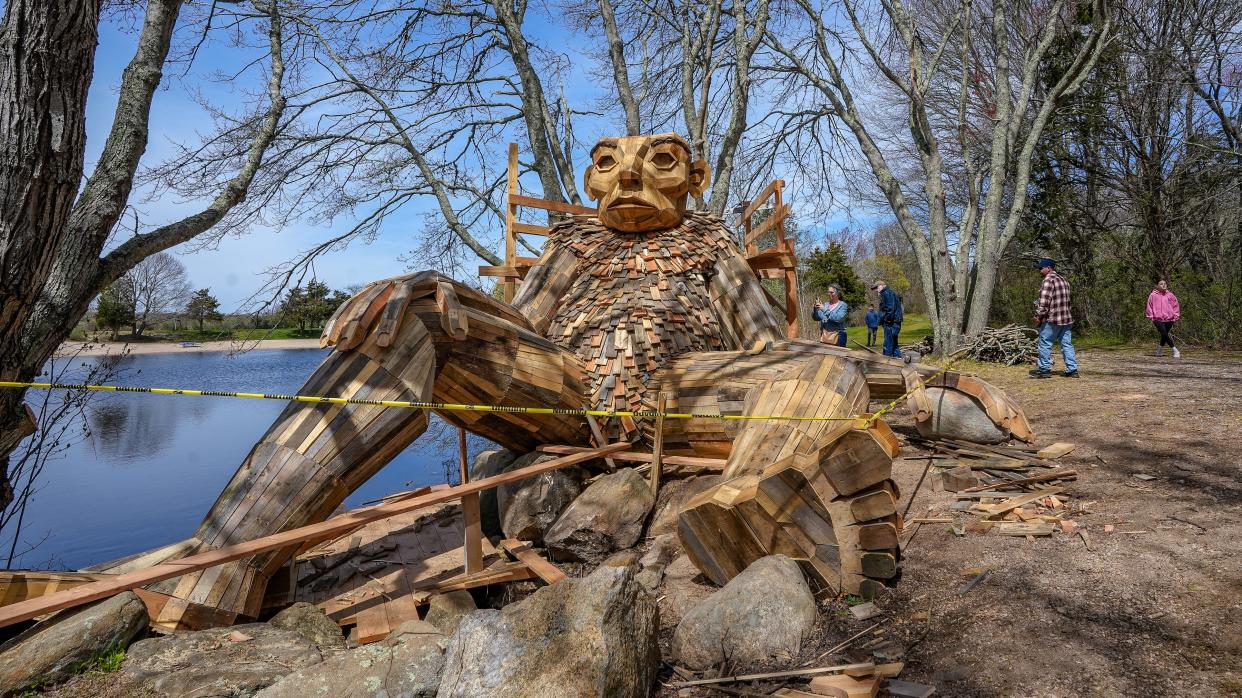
[542,211,744,415]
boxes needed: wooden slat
[744,203,792,246]
[513,222,551,237]
[510,193,598,216]
[500,539,567,585]
[0,443,629,629]
[459,428,483,574]
[740,180,782,223]
[478,265,522,279]
[504,143,519,303]
[650,392,668,494]
[534,444,726,470]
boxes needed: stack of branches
[950,325,1037,365]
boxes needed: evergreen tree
[802,242,865,306]
[185,289,222,332]
[96,283,136,341]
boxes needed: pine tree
[185,289,222,332]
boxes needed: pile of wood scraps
[904,438,1085,540]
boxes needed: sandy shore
[58,338,324,357]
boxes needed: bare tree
[0,0,288,511]
[764,0,1112,353]
[124,252,192,337]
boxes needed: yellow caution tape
[0,360,958,425]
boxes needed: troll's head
[584,134,710,233]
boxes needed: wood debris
[949,324,1038,365]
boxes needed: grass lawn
[836,313,1137,353]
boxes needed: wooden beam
[513,222,551,237]
[504,143,519,302]
[739,180,783,223]
[509,193,598,217]
[534,444,726,470]
[650,393,667,494]
[478,265,522,279]
[0,442,630,629]
[500,539,567,585]
[584,414,617,472]
[459,428,483,574]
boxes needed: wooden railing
[478,144,598,302]
[738,179,799,338]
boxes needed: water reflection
[3,348,494,570]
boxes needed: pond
[2,347,493,570]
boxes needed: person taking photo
[812,285,849,347]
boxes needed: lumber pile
[949,324,1038,365]
[904,438,1086,539]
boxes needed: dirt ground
[657,347,1242,697]
[877,348,1242,697]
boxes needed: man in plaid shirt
[1031,258,1079,378]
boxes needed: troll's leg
[136,274,589,629]
[652,350,901,599]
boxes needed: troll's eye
[595,154,617,171]
[651,152,677,169]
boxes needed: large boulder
[660,554,715,627]
[121,623,326,697]
[635,533,680,592]
[437,565,659,698]
[648,475,722,537]
[471,449,518,537]
[256,620,447,698]
[916,387,1007,444]
[423,590,477,635]
[496,453,584,544]
[672,555,817,671]
[0,591,148,696]
[544,468,654,563]
[268,602,346,652]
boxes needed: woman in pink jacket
[1145,279,1181,358]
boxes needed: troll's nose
[617,144,650,188]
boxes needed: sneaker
[1029,368,1050,376]
[1156,346,1164,357]
[1172,347,1181,358]
[1030,369,1052,379]
[1062,370,1079,378]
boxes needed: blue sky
[86,8,865,311]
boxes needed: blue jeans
[1038,323,1078,372]
[882,323,901,357]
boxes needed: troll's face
[584,134,710,233]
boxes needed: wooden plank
[1037,442,1077,459]
[650,393,667,495]
[509,193,597,216]
[975,486,1067,518]
[435,281,468,341]
[739,180,782,223]
[513,222,551,237]
[504,142,518,303]
[0,443,630,629]
[478,265,521,279]
[535,444,726,470]
[743,203,792,246]
[459,428,483,574]
[500,539,567,584]
[960,469,1077,493]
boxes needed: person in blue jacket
[812,285,849,347]
[864,305,880,347]
[872,280,903,357]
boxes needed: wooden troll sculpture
[126,134,1031,628]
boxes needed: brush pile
[951,324,1037,365]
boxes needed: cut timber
[0,572,111,607]
[1037,442,1077,459]
[500,539,567,584]
[535,444,726,470]
[975,486,1066,519]
[0,443,628,629]
[809,673,881,697]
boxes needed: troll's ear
[688,159,710,197]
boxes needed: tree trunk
[0,0,103,511]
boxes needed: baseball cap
[1033,258,1056,269]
